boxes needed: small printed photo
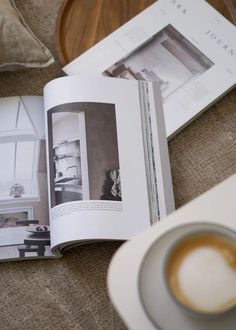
[47,102,121,207]
[103,24,214,102]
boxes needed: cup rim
[163,227,236,317]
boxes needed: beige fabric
[0,0,54,71]
[0,1,235,330]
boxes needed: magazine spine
[138,81,160,225]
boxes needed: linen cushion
[0,0,54,71]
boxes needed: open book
[63,0,236,138]
[0,76,174,261]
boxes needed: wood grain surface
[55,0,236,66]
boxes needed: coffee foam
[166,233,236,313]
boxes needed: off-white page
[43,76,174,251]
[63,0,236,138]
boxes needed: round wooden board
[56,0,156,66]
[55,0,235,66]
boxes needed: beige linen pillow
[0,0,54,71]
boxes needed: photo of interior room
[50,111,86,206]
[48,102,121,207]
[104,24,214,102]
[0,96,50,260]
[0,96,43,202]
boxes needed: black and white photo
[47,102,121,207]
[0,96,51,260]
[103,24,214,102]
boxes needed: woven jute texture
[0,1,236,330]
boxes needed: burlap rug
[0,1,235,329]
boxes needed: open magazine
[63,0,236,138]
[0,76,175,261]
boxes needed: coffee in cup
[164,229,236,316]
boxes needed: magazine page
[0,96,55,261]
[63,0,236,138]
[43,76,174,253]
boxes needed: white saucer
[138,222,236,330]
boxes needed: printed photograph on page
[47,102,121,208]
[103,24,214,103]
[0,96,52,260]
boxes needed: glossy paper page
[43,76,174,252]
[63,0,236,138]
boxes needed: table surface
[56,0,236,66]
[0,227,50,247]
